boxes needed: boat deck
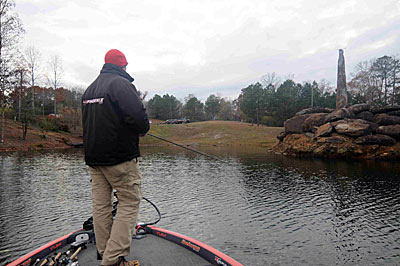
[77,234,212,266]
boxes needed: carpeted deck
[77,234,212,266]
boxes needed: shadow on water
[1,146,400,266]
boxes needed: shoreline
[0,119,282,153]
[0,119,83,153]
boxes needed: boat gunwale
[7,229,83,266]
[8,226,243,266]
[147,225,244,266]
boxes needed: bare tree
[72,86,84,133]
[285,73,295,81]
[348,60,378,104]
[318,79,334,94]
[47,54,63,127]
[348,56,400,106]
[137,90,148,101]
[14,62,29,139]
[14,63,28,121]
[390,55,400,105]
[261,72,281,89]
[25,45,41,114]
[0,0,24,143]
[371,55,392,105]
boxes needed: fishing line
[147,133,226,162]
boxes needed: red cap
[104,49,128,67]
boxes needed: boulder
[376,125,400,139]
[382,105,400,113]
[332,119,372,137]
[295,107,334,116]
[315,123,333,137]
[349,103,370,114]
[303,113,328,132]
[356,111,375,122]
[317,135,346,144]
[272,130,400,160]
[284,114,311,134]
[280,133,317,154]
[369,122,380,133]
[371,105,400,114]
[324,108,355,123]
[313,144,331,156]
[277,131,287,141]
[355,134,396,146]
[273,104,400,160]
[374,113,400,125]
[304,132,314,138]
[388,110,400,116]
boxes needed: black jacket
[82,63,149,166]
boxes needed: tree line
[144,78,336,126]
[1,0,398,145]
[0,0,83,143]
[146,93,239,122]
[348,55,400,106]
[145,54,400,127]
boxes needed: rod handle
[48,253,61,266]
[70,247,82,260]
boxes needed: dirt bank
[0,119,83,153]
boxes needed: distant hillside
[142,120,282,147]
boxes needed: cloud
[15,0,400,101]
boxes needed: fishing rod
[147,133,226,162]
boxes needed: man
[82,49,149,266]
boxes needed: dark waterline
[0,147,399,266]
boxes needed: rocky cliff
[273,104,400,160]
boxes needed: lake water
[0,146,400,266]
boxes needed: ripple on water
[1,148,400,266]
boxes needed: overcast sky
[16,0,400,101]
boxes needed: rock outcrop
[303,113,328,132]
[273,104,400,160]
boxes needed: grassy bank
[142,120,283,147]
[0,119,283,152]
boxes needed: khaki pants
[89,159,142,265]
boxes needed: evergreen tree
[182,95,204,121]
[238,82,266,126]
[205,94,222,120]
[147,94,181,120]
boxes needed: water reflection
[0,147,399,266]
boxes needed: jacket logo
[83,98,104,104]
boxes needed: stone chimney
[336,49,348,109]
